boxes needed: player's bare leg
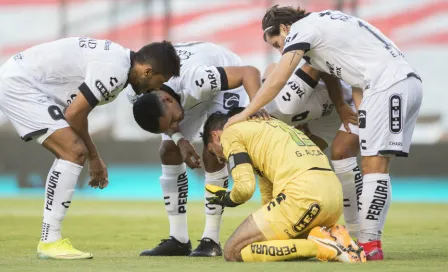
[331,130,362,239]
[190,149,226,257]
[37,127,93,259]
[140,140,192,256]
[224,215,358,263]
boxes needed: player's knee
[61,137,88,165]
[361,156,390,174]
[223,244,240,262]
[331,132,359,160]
[159,140,182,165]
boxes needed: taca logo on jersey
[223,93,240,110]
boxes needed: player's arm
[259,176,273,205]
[65,92,108,188]
[221,66,261,100]
[206,128,256,207]
[321,74,358,132]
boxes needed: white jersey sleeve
[79,62,129,107]
[176,65,229,109]
[283,19,319,54]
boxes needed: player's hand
[178,138,202,169]
[88,157,109,189]
[249,109,270,120]
[224,112,250,130]
[336,102,358,134]
[205,184,240,207]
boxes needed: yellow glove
[206,184,240,207]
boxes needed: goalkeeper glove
[205,184,240,207]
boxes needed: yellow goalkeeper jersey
[221,118,332,204]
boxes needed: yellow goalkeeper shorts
[252,170,343,240]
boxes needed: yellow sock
[241,239,318,262]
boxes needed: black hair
[132,93,165,134]
[202,107,246,146]
[135,41,181,77]
[262,5,307,41]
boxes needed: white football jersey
[127,42,242,109]
[11,37,132,108]
[283,10,417,95]
[265,60,353,127]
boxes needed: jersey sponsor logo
[285,33,298,44]
[95,80,115,101]
[390,94,402,133]
[319,11,351,22]
[251,243,297,257]
[176,49,194,60]
[267,193,286,212]
[286,81,305,98]
[326,61,342,79]
[366,180,388,221]
[205,69,218,90]
[104,40,111,50]
[45,171,61,211]
[79,37,97,49]
[292,203,321,233]
[109,77,118,87]
[321,102,334,117]
[282,92,291,102]
[358,110,366,128]
[177,172,188,214]
[195,78,205,87]
[223,93,240,110]
[13,53,23,60]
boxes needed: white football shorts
[358,74,422,157]
[0,59,69,144]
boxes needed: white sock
[160,164,189,243]
[41,159,82,243]
[358,173,392,243]
[202,167,229,243]
[332,157,362,239]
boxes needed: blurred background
[0,0,447,202]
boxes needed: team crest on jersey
[390,94,402,133]
[223,93,240,110]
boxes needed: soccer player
[262,61,362,239]
[0,37,180,259]
[226,6,423,260]
[131,42,261,257]
[202,110,365,263]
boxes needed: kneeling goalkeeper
[202,109,366,263]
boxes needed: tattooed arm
[225,50,304,128]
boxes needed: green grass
[0,198,447,271]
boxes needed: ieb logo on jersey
[358,110,366,129]
[390,94,402,133]
[285,33,298,44]
[223,93,240,110]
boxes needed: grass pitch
[0,198,447,272]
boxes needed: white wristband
[171,132,184,146]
